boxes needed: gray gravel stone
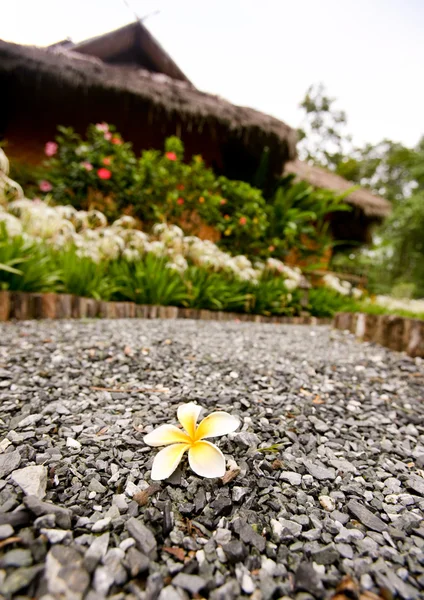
[0,523,14,539]
[311,543,340,565]
[280,471,302,485]
[0,548,33,568]
[347,499,388,532]
[23,496,72,529]
[0,449,21,478]
[303,459,336,480]
[222,540,248,563]
[126,517,157,558]
[173,572,207,594]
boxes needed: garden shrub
[28,123,347,262]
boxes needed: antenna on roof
[121,0,160,23]
[121,0,141,22]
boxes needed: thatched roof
[284,160,391,218]
[0,38,297,164]
[71,21,191,84]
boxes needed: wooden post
[166,306,178,319]
[382,315,406,352]
[56,294,73,319]
[85,299,99,318]
[148,305,158,319]
[0,291,10,321]
[11,292,32,320]
[136,305,149,318]
[158,306,168,319]
[127,302,136,318]
[405,319,424,358]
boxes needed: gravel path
[0,319,423,600]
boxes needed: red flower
[111,137,122,145]
[44,142,58,157]
[97,168,112,180]
[176,184,185,191]
[102,157,112,166]
[239,216,247,226]
[224,215,230,221]
[177,198,184,205]
[268,245,275,252]
[220,198,227,205]
[165,152,177,161]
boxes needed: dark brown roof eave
[284,160,391,219]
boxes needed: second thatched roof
[284,160,391,218]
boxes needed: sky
[2,0,424,148]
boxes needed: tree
[298,83,424,297]
[297,83,352,171]
[298,83,424,204]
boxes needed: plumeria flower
[144,402,240,480]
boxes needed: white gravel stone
[11,465,47,498]
[66,437,81,450]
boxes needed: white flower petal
[177,402,202,438]
[150,443,190,481]
[144,424,191,447]
[195,412,240,441]
[188,441,226,478]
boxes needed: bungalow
[0,21,390,243]
[0,21,296,187]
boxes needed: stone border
[0,291,331,326]
[333,312,424,358]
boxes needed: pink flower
[177,198,184,205]
[111,137,122,145]
[95,122,109,132]
[102,157,112,166]
[81,161,93,171]
[165,152,177,161]
[268,245,275,252]
[39,180,53,192]
[97,168,112,180]
[104,132,112,141]
[239,216,247,226]
[44,141,58,157]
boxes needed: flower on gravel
[144,402,240,480]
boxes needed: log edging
[333,312,424,358]
[0,291,331,326]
